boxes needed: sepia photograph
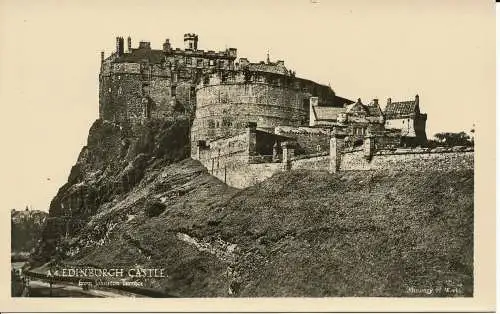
[1,0,496,312]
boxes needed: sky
[0,0,495,212]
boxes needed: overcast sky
[0,0,494,212]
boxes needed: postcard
[1,0,495,312]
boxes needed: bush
[144,201,166,218]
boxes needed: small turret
[163,38,171,52]
[184,33,198,50]
[116,36,124,56]
[227,47,237,58]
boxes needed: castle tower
[184,33,198,50]
[127,36,132,52]
[163,38,172,52]
[116,36,124,56]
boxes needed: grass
[54,159,473,297]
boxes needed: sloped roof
[384,100,418,119]
[313,106,346,121]
[366,104,383,116]
[248,62,288,75]
[114,48,165,64]
[345,99,383,117]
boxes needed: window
[186,57,192,65]
[189,42,193,49]
[141,83,149,96]
[171,85,176,97]
[190,86,196,100]
[209,59,215,66]
[222,117,231,127]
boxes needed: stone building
[384,95,427,147]
[99,34,239,124]
[190,68,350,152]
[97,34,430,188]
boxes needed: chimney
[372,99,379,106]
[127,36,132,52]
[387,98,392,105]
[100,51,104,63]
[163,39,171,52]
[116,37,124,56]
[309,96,319,127]
[415,94,419,105]
[138,41,151,49]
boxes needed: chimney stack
[127,36,132,52]
[116,36,124,56]
[415,94,419,105]
[163,38,171,52]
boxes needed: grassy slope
[65,159,473,297]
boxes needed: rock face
[34,115,190,263]
[11,209,48,256]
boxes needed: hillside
[36,159,473,297]
[31,111,473,297]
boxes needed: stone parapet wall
[195,132,250,171]
[211,163,282,188]
[275,126,331,155]
[340,149,474,172]
[290,155,329,171]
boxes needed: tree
[433,132,474,147]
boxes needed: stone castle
[99,34,472,188]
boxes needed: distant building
[384,95,427,147]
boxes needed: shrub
[144,201,166,218]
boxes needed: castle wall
[197,132,250,172]
[274,126,331,155]
[98,39,239,124]
[211,163,283,188]
[339,149,474,172]
[192,83,309,148]
[290,155,329,171]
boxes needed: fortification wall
[290,155,329,171]
[99,64,198,122]
[192,83,308,147]
[197,132,250,172]
[211,163,282,188]
[275,126,331,155]
[340,149,474,172]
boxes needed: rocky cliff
[34,114,190,263]
[33,114,473,297]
